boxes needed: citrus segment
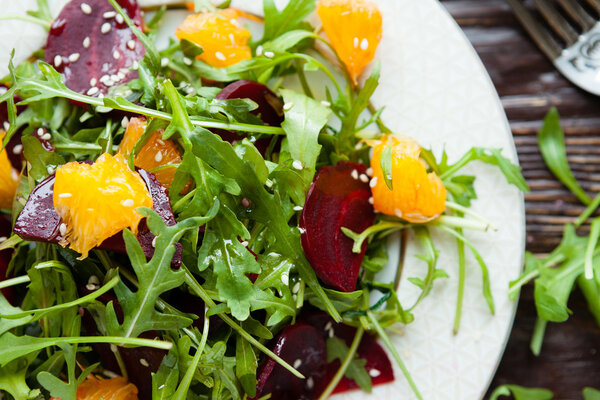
[50,375,138,400]
[0,131,18,209]
[118,117,182,189]
[317,0,382,84]
[175,8,252,68]
[369,135,446,223]
[53,153,153,259]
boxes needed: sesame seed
[298,227,306,234]
[12,144,22,155]
[86,87,99,96]
[86,283,98,291]
[395,209,403,218]
[83,37,91,48]
[359,173,369,183]
[293,206,303,211]
[127,40,136,50]
[37,128,44,137]
[183,57,193,65]
[89,77,97,86]
[121,199,134,207]
[368,197,374,204]
[99,74,110,83]
[117,72,126,80]
[121,116,129,128]
[215,51,226,61]
[3,122,9,131]
[240,240,249,246]
[152,236,157,248]
[47,166,54,174]
[229,33,235,43]
[88,275,100,285]
[292,160,303,170]
[161,57,169,67]
[265,179,273,188]
[104,79,114,87]
[369,369,381,378]
[115,14,124,24]
[369,177,378,187]
[307,377,314,390]
[54,55,62,67]
[103,11,116,18]
[41,133,52,141]
[59,223,68,236]
[110,74,120,82]
[366,167,373,176]
[80,3,92,14]
[139,358,150,367]
[256,45,263,56]
[58,192,72,198]
[281,274,289,286]
[113,50,120,60]
[68,52,80,62]
[292,282,300,293]
[0,237,6,243]
[283,102,293,111]
[324,322,332,331]
[154,151,163,162]
[293,294,297,302]
[320,100,331,107]
[132,61,139,70]
[351,169,359,180]
[328,328,334,338]
[101,22,111,34]
[264,51,275,58]
[293,359,302,369]
[10,170,18,181]
[353,37,359,48]
[360,38,369,50]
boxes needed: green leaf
[538,107,590,204]
[262,30,316,53]
[0,351,41,400]
[583,387,600,400]
[21,135,65,181]
[152,348,180,399]
[489,384,553,400]
[326,336,372,393]
[236,334,257,397]
[262,0,317,42]
[380,146,393,190]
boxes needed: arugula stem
[366,311,423,400]
[0,15,51,30]
[575,192,600,227]
[296,60,314,98]
[0,275,30,290]
[529,318,547,356]
[367,103,391,134]
[437,215,494,232]
[445,201,498,230]
[508,269,540,300]
[172,188,197,213]
[453,232,466,335]
[584,218,600,280]
[317,326,364,400]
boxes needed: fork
[507,0,600,95]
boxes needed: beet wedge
[0,215,14,304]
[300,162,375,292]
[45,0,145,98]
[14,167,182,267]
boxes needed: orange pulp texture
[53,153,153,259]
[176,8,252,68]
[0,131,18,209]
[317,0,382,84]
[118,117,182,189]
[50,375,138,400]
[369,135,446,223]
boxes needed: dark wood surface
[440,1,600,398]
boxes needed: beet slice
[253,322,327,400]
[45,0,145,98]
[13,167,182,267]
[0,215,14,303]
[299,162,375,292]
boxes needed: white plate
[0,1,525,399]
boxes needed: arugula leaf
[584,387,600,400]
[262,0,316,43]
[236,334,258,397]
[0,350,40,400]
[326,336,372,392]
[22,135,65,181]
[380,146,393,190]
[152,347,180,399]
[262,30,317,53]
[489,384,553,400]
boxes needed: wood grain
[439,0,600,397]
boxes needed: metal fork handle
[555,22,600,95]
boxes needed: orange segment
[53,153,153,259]
[51,375,138,400]
[368,135,446,223]
[175,8,252,68]
[317,0,382,84]
[118,117,182,189]
[0,131,18,209]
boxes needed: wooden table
[440,0,600,397]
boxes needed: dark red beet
[45,0,145,98]
[0,215,14,303]
[299,162,375,292]
[13,167,182,267]
[253,322,327,400]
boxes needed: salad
[0,0,529,399]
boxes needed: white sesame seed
[80,3,92,14]
[281,274,289,286]
[256,45,263,56]
[83,37,91,48]
[154,151,163,162]
[47,166,54,174]
[359,173,369,183]
[264,51,275,58]
[152,236,157,248]
[351,169,359,180]
[229,33,235,43]
[99,74,110,83]
[113,50,120,60]
[3,122,9,131]
[89,77,97,86]
[110,74,120,82]
[104,79,114,87]
[307,377,314,390]
[132,61,139,70]
[293,359,302,369]
[369,177,378,188]
[353,37,359,48]
[320,100,331,107]
[68,53,80,63]
[368,197,374,204]
[101,22,111,34]
[10,169,18,181]
[139,358,150,367]
[58,192,72,198]
[54,55,62,67]
[86,87,99,96]
[183,57,193,65]
[37,128,44,137]
[324,322,332,331]
[293,206,303,211]
[292,160,303,170]
[292,282,300,294]
[240,240,249,247]
[360,38,369,50]
[40,133,52,141]
[328,327,334,338]
[121,199,134,207]
[215,51,226,61]
[369,369,381,378]
[161,57,169,67]
[115,14,124,24]
[103,11,116,18]
[366,167,374,176]
[88,275,100,285]
[265,179,273,188]
[298,227,306,234]
[395,209,403,218]
[283,102,293,111]
[127,40,136,50]
[121,116,129,128]
[12,144,22,155]
[59,223,68,236]
[86,283,98,291]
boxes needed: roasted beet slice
[13,167,182,267]
[254,322,327,400]
[45,0,145,98]
[0,215,14,303]
[299,162,375,292]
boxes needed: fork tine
[582,0,600,14]
[506,0,562,59]
[532,0,579,45]
[556,0,595,31]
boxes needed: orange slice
[175,8,252,68]
[0,131,18,209]
[317,0,382,84]
[53,153,153,259]
[118,117,182,189]
[368,135,446,223]
[51,375,138,400]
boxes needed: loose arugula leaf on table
[584,387,600,400]
[326,336,372,393]
[489,384,554,400]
